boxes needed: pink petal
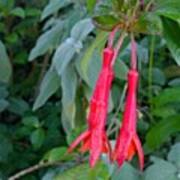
[133,133,144,170]
[68,131,90,153]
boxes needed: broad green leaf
[152,107,176,119]
[168,78,180,87]
[30,128,45,149]
[155,0,180,21]
[33,67,60,111]
[162,18,180,65]
[112,163,141,180]
[0,135,13,163]
[0,40,12,83]
[29,21,64,61]
[22,116,40,128]
[86,49,101,88]
[133,13,162,35]
[8,98,30,116]
[41,0,72,20]
[25,8,41,17]
[93,15,119,31]
[0,85,8,99]
[0,0,14,15]
[61,64,77,133]
[42,147,67,163]
[93,1,120,30]
[71,18,94,42]
[168,143,180,168]
[10,7,25,18]
[144,158,177,180]
[152,87,180,107]
[87,0,96,13]
[54,164,89,180]
[88,161,109,180]
[54,162,109,180]
[80,31,108,86]
[112,0,125,12]
[137,43,149,64]
[53,39,76,76]
[0,99,9,112]
[53,19,94,76]
[152,68,166,86]
[114,58,129,81]
[145,115,180,151]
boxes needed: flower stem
[111,31,127,66]
[107,83,127,136]
[131,35,137,70]
[148,35,155,111]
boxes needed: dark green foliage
[0,0,180,179]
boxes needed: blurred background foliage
[0,0,180,179]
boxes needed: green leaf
[30,129,45,149]
[93,15,119,31]
[61,64,77,133]
[33,67,60,111]
[145,115,180,151]
[133,13,162,35]
[79,31,108,86]
[92,1,120,30]
[10,7,25,18]
[54,164,89,180]
[155,0,180,21]
[29,21,64,61]
[88,161,109,179]
[0,0,14,15]
[152,107,176,119]
[114,58,129,81]
[0,135,13,163]
[71,18,94,41]
[112,163,141,180]
[87,0,96,13]
[42,147,67,163]
[0,99,9,112]
[41,0,72,20]
[53,19,94,76]
[144,158,177,180]
[0,40,12,83]
[152,68,166,86]
[152,87,180,107]
[25,8,41,17]
[8,98,30,116]
[22,116,40,128]
[0,85,8,99]
[53,39,76,76]
[168,143,180,168]
[86,49,101,88]
[168,78,180,87]
[54,161,109,180]
[162,18,180,65]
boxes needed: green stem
[145,0,154,11]
[148,35,155,111]
[107,83,127,136]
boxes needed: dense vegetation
[0,0,180,179]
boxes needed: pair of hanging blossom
[68,28,144,170]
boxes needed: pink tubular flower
[68,48,115,167]
[113,38,144,170]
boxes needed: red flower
[113,38,144,170]
[113,70,144,170]
[68,48,114,167]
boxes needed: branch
[8,161,63,180]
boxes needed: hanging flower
[68,48,114,167]
[113,38,144,170]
